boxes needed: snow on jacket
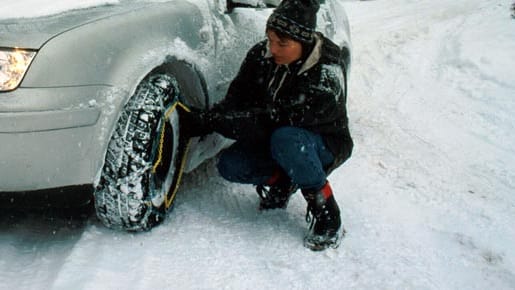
[212,33,353,171]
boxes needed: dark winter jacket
[211,33,353,171]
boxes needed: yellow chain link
[165,138,192,209]
[152,101,190,173]
[151,101,192,209]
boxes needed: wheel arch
[143,57,210,110]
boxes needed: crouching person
[182,0,353,251]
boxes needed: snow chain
[165,138,191,209]
[152,101,192,209]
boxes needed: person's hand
[180,107,214,137]
[209,107,274,142]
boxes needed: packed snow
[1,0,515,289]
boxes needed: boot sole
[303,227,346,251]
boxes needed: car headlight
[0,48,37,92]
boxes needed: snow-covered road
[1,0,514,289]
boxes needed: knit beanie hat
[266,0,320,43]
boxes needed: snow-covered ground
[1,0,515,289]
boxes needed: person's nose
[269,42,279,56]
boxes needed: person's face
[267,30,303,65]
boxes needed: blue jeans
[217,126,334,190]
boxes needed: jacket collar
[265,33,323,76]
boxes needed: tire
[94,74,185,231]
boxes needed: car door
[208,0,343,105]
[198,0,273,107]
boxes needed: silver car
[0,0,351,231]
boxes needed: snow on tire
[94,74,182,231]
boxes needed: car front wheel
[94,74,187,231]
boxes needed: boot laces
[256,183,297,210]
[305,204,316,230]
[256,184,267,199]
[256,184,274,201]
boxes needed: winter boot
[256,170,298,210]
[302,181,344,251]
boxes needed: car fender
[21,1,210,92]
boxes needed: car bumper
[0,185,94,208]
[0,85,125,192]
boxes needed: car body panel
[0,107,100,133]
[0,4,132,49]
[0,85,115,191]
[21,2,206,88]
[1,122,99,191]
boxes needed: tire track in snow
[0,209,88,290]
